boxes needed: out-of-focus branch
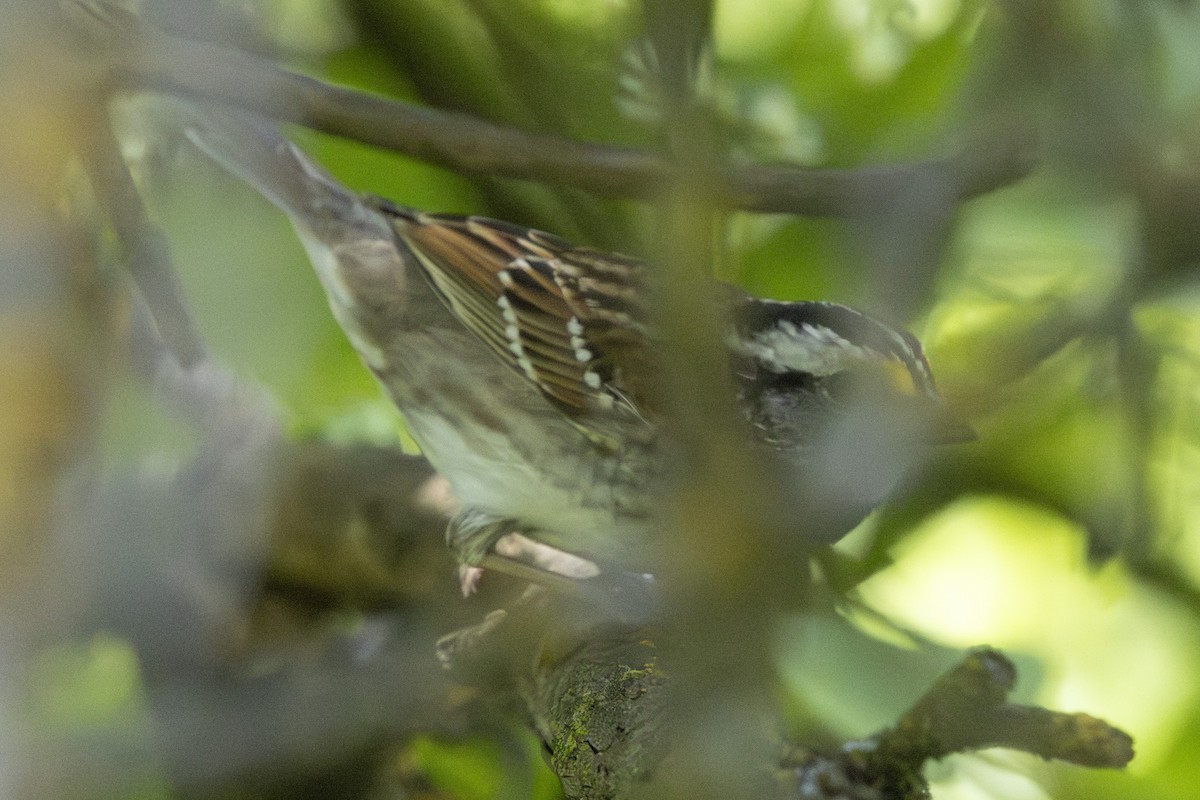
[82,106,208,369]
[68,1,1034,217]
[638,2,789,799]
[44,299,480,796]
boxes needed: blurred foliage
[9,0,1200,797]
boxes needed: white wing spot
[497,295,518,324]
[570,333,593,363]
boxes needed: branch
[525,628,666,799]
[81,103,208,369]
[877,648,1133,767]
[781,649,1133,800]
[69,1,1034,216]
[442,618,1133,800]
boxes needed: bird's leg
[447,510,656,623]
[447,509,600,596]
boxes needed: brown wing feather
[388,210,654,425]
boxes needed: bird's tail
[184,106,365,227]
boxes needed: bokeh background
[4,0,1200,797]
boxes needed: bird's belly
[402,405,653,558]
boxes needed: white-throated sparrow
[187,111,970,584]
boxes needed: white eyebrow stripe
[729,320,880,376]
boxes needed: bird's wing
[381,206,657,427]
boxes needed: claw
[458,564,485,597]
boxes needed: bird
[185,110,971,588]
